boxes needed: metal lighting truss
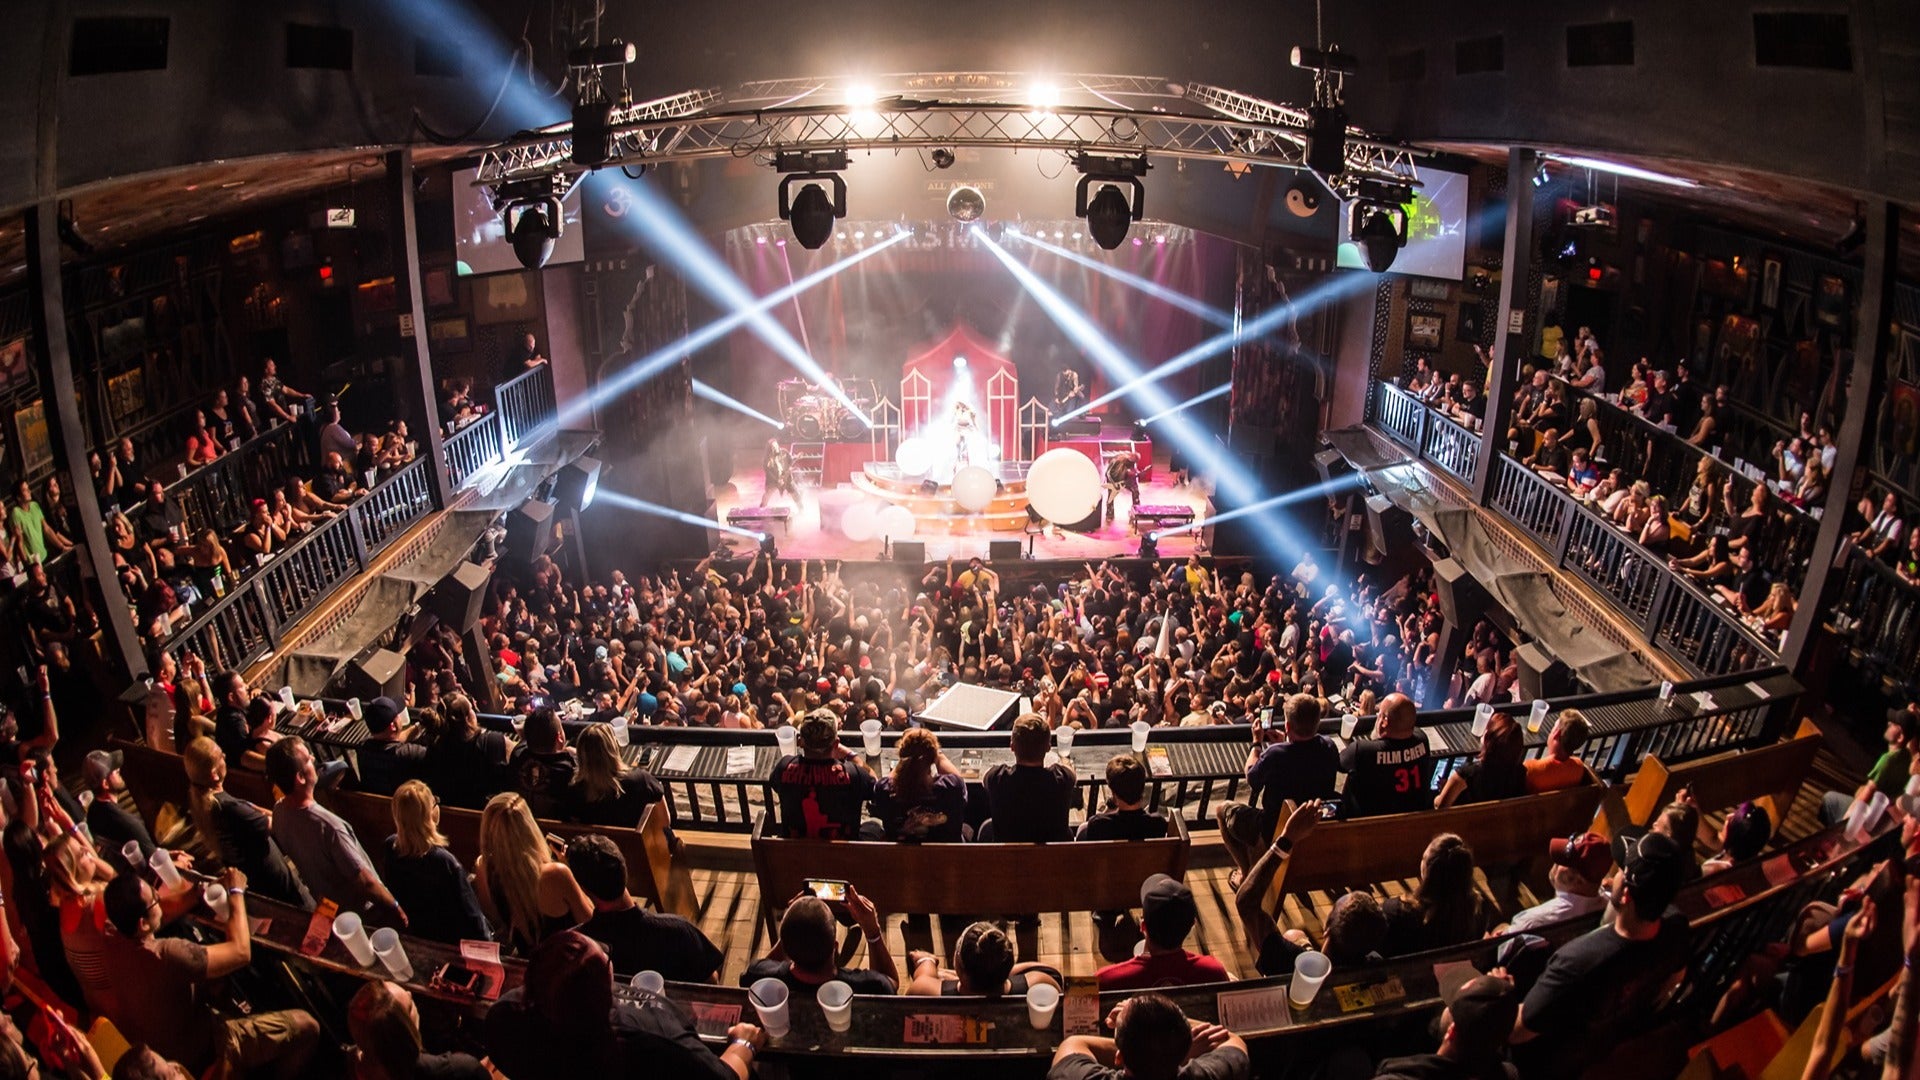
[474,73,1425,195]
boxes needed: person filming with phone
[741,881,899,997]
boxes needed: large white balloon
[895,437,932,477]
[951,466,997,512]
[842,500,880,542]
[876,504,918,541]
[1027,448,1102,524]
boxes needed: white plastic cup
[1528,699,1550,734]
[278,686,296,710]
[332,912,377,966]
[612,717,630,747]
[1026,982,1060,1029]
[347,697,363,721]
[748,977,791,1038]
[1289,950,1332,1007]
[1340,713,1359,740]
[1472,704,1493,737]
[775,725,798,757]
[631,970,665,994]
[148,849,183,888]
[860,719,883,756]
[1130,720,1150,753]
[203,883,229,921]
[818,979,854,1032]
[1659,680,1675,704]
[121,840,142,868]
[369,927,413,981]
[1055,725,1075,755]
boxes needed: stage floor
[715,466,1214,562]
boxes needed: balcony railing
[1368,381,1780,676]
[166,420,310,537]
[496,364,558,451]
[442,415,502,492]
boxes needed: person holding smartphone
[1214,695,1339,889]
[740,883,898,998]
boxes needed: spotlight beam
[558,231,908,428]
[596,175,881,426]
[1154,474,1362,537]
[1054,270,1375,425]
[691,379,785,429]
[1010,232,1233,329]
[1141,383,1231,425]
[973,228,1307,565]
[599,489,765,541]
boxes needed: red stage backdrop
[899,324,1021,458]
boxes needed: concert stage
[715,457,1213,562]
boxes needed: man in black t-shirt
[568,835,722,983]
[80,750,155,871]
[1511,832,1691,1077]
[770,709,876,839]
[353,696,427,797]
[1338,693,1431,818]
[1048,992,1248,1080]
[1218,693,1340,880]
[1077,756,1169,841]
[510,707,577,819]
[740,888,897,998]
[210,670,254,762]
[983,714,1083,842]
[1715,544,1771,613]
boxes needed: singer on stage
[1104,448,1140,525]
[761,438,802,508]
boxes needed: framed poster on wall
[15,399,50,476]
[1406,312,1444,351]
[428,316,471,353]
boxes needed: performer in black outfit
[1053,369,1086,414]
[1104,449,1140,525]
[761,438,802,508]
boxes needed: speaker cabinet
[1365,494,1411,550]
[336,648,406,702]
[506,500,556,563]
[1432,557,1489,628]
[428,561,490,632]
[893,541,927,564]
[554,456,602,512]
[1515,641,1574,701]
[1314,447,1351,486]
[988,540,1023,563]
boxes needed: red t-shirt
[1096,948,1231,991]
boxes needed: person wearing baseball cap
[1095,874,1232,990]
[354,696,426,797]
[1512,831,1691,1076]
[79,748,157,869]
[1375,974,1520,1080]
[770,708,875,840]
[1503,833,1611,934]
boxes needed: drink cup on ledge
[1528,699,1549,733]
[1054,725,1075,756]
[1130,720,1150,753]
[332,912,377,966]
[1472,704,1493,737]
[631,970,665,995]
[775,725,798,757]
[1026,982,1060,1029]
[749,977,791,1038]
[818,979,854,1032]
[369,927,413,981]
[1289,950,1331,1007]
[860,719,883,756]
[347,697,363,721]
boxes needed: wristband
[865,932,884,945]
[729,1037,756,1054]
[229,886,246,897]
[1835,964,1853,977]
[1270,837,1294,856]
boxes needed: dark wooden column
[25,203,145,680]
[1473,147,1539,504]
[1784,200,1898,673]
[386,149,452,510]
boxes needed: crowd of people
[1402,330,1811,643]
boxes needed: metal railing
[495,365,557,451]
[1367,382,1781,676]
[1831,549,1920,687]
[167,420,309,537]
[442,415,502,492]
[353,458,435,560]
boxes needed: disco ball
[946,185,986,222]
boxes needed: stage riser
[860,469,1029,499]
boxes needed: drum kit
[778,377,875,441]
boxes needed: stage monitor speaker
[1432,557,1490,628]
[427,561,490,632]
[337,648,406,702]
[554,456,602,512]
[1314,447,1351,486]
[893,541,926,564]
[1515,641,1574,701]
[1055,415,1102,437]
[988,540,1023,563]
[506,500,556,563]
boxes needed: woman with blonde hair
[182,736,308,906]
[474,792,591,955]
[381,780,489,944]
[561,723,667,829]
[871,727,967,842]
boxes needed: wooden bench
[748,811,1190,934]
[112,740,693,920]
[1594,719,1823,843]
[1264,781,1608,913]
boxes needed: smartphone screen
[1318,800,1342,821]
[806,879,848,902]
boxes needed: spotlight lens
[1054,230,1064,239]
[1132,237,1143,246]
[1153,235,1166,245]
[755,235,767,245]
[954,356,967,368]
[855,230,866,240]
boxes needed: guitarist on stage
[1104,448,1140,526]
[761,438,803,508]
[1053,368,1087,415]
